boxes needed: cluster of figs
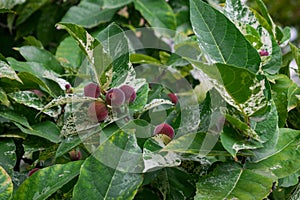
[27,82,178,176]
[83,82,177,140]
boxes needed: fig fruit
[259,50,269,56]
[28,168,40,176]
[167,93,178,105]
[84,82,101,98]
[88,101,108,122]
[106,88,125,107]
[119,85,136,103]
[153,123,175,139]
[69,149,81,161]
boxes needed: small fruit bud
[88,101,108,122]
[167,93,178,105]
[65,84,71,90]
[259,50,269,56]
[153,123,175,139]
[65,84,72,93]
[84,83,101,98]
[106,88,125,107]
[28,168,40,176]
[69,149,81,161]
[119,85,136,103]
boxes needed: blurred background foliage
[0,0,299,60]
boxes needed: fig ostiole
[84,82,101,98]
[105,88,125,107]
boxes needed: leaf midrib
[190,0,226,63]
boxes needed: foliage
[0,0,300,199]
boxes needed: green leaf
[154,168,196,199]
[0,110,31,129]
[73,155,143,200]
[95,23,130,87]
[130,54,161,65]
[0,138,16,175]
[190,60,269,116]
[23,36,43,48]
[73,130,143,199]
[128,83,148,112]
[60,0,117,28]
[162,132,227,156]
[15,0,48,25]
[254,0,274,32]
[249,128,300,178]
[13,161,83,200]
[270,74,300,114]
[0,0,25,9]
[190,0,260,72]
[103,0,132,9]
[0,60,22,83]
[221,125,263,157]
[55,136,81,158]
[37,94,97,116]
[17,46,64,74]
[18,72,56,97]
[56,23,99,72]
[55,36,84,69]
[250,101,279,143]
[278,170,300,187]
[0,166,13,200]
[8,91,60,117]
[134,0,176,31]
[0,88,10,106]
[0,8,14,13]
[195,162,274,200]
[216,63,256,104]
[290,42,300,69]
[36,3,66,46]
[262,35,282,74]
[142,137,181,172]
[15,121,60,143]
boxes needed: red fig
[106,88,125,107]
[88,101,108,122]
[167,93,178,105]
[69,149,81,161]
[28,168,40,176]
[84,83,101,98]
[119,85,136,103]
[153,123,175,139]
[259,50,269,56]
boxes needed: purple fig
[28,168,40,176]
[84,83,101,98]
[69,149,81,161]
[119,85,136,103]
[105,88,125,107]
[153,123,175,139]
[88,101,108,122]
[167,93,178,105]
